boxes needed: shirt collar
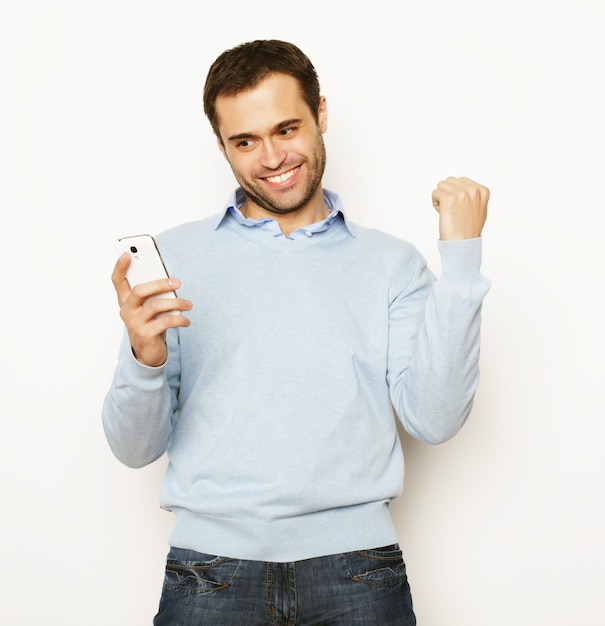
[213,188,356,238]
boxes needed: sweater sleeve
[387,237,491,444]
[101,328,181,468]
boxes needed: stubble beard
[234,134,327,217]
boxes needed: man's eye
[236,139,253,149]
[279,127,295,137]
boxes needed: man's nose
[260,139,286,170]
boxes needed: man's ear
[317,96,328,133]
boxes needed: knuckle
[131,284,145,298]
[457,189,470,203]
[147,297,168,314]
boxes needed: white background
[1,1,603,624]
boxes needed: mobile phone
[114,234,179,315]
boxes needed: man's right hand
[112,253,193,367]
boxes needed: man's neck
[241,199,329,237]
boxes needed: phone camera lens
[130,246,138,253]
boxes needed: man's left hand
[431,176,490,240]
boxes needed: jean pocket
[162,548,240,598]
[346,544,409,592]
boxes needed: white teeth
[266,168,297,183]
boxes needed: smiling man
[103,40,491,625]
[216,72,328,230]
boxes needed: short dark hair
[203,40,321,140]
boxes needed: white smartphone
[114,234,180,315]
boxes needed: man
[103,39,490,625]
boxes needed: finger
[431,179,458,210]
[431,188,441,211]
[143,294,193,319]
[442,177,470,193]
[447,176,490,202]
[462,177,490,203]
[111,253,133,305]
[433,177,487,206]
[455,176,477,186]
[121,293,192,332]
[137,298,191,342]
[121,295,192,362]
[130,278,182,303]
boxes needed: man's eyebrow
[274,118,303,131]
[226,118,303,143]
[227,131,255,142]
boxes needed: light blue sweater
[103,189,490,562]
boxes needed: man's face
[215,73,327,217]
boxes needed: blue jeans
[153,544,416,625]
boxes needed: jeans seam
[265,563,297,626]
[265,563,282,626]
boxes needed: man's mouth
[263,166,300,185]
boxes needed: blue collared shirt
[214,187,356,240]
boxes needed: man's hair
[203,40,321,140]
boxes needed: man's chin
[244,189,308,216]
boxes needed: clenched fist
[431,176,490,240]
